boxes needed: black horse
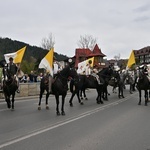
[69,67,114,106]
[69,75,103,107]
[124,70,135,94]
[69,75,84,106]
[109,70,127,98]
[2,65,18,110]
[136,70,150,106]
[97,67,114,100]
[38,65,78,115]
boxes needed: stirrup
[16,89,20,93]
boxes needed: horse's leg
[112,86,115,93]
[83,89,88,100]
[121,85,125,98]
[77,90,83,105]
[113,85,117,93]
[144,90,148,106]
[97,89,103,104]
[138,90,142,105]
[61,95,66,115]
[103,86,108,101]
[96,94,100,103]
[55,95,60,116]
[80,89,83,100]
[11,94,15,110]
[129,84,133,94]
[45,90,50,110]
[105,86,108,100]
[38,89,44,110]
[5,94,11,109]
[69,89,83,107]
[118,86,121,98]
[69,91,76,107]
[148,90,150,101]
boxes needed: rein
[4,76,16,86]
[58,72,69,81]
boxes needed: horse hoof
[100,101,104,104]
[7,103,11,109]
[57,112,60,116]
[80,102,84,105]
[85,97,88,100]
[61,111,65,116]
[104,98,108,101]
[11,108,15,111]
[70,103,73,107]
[138,102,141,105]
[97,101,100,104]
[46,105,49,110]
[38,106,41,110]
[145,103,148,106]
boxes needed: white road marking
[0,94,135,149]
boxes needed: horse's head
[69,68,78,79]
[59,66,78,80]
[138,70,145,80]
[98,67,113,78]
[3,65,13,82]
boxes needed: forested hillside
[0,37,68,73]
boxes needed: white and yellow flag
[4,46,26,63]
[77,57,94,74]
[126,50,136,68]
[39,48,54,76]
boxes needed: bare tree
[41,33,55,50]
[114,53,120,61]
[77,34,97,50]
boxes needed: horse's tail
[69,79,74,93]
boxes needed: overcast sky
[0,0,150,59]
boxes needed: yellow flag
[14,46,26,63]
[4,46,26,63]
[86,57,94,67]
[127,50,135,68]
[39,48,54,76]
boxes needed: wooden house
[74,44,106,68]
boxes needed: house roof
[89,44,106,57]
[74,44,106,67]
[134,46,150,56]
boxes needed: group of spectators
[18,61,63,83]
[19,71,44,83]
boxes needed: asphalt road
[0,86,150,150]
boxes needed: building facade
[134,46,150,64]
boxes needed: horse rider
[135,64,150,83]
[141,64,150,81]
[4,57,20,93]
[48,59,62,94]
[53,60,62,78]
[85,60,102,85]
[77,65,85,75]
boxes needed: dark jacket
[7,63,18,76]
